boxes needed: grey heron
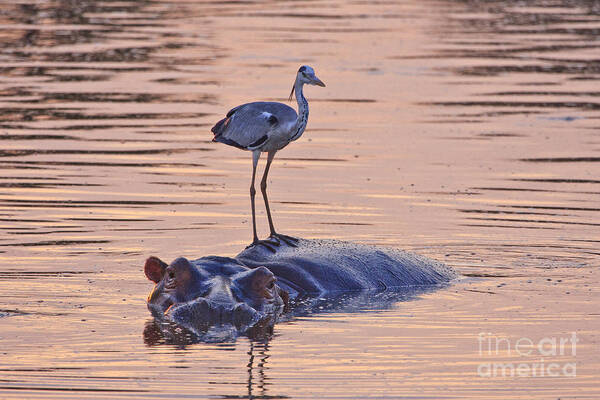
[211,65,325,250]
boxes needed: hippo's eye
[168,271,175,280]
[266,281,274,289]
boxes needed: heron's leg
[246,152,279,252]
[260,151,277,235]
[250,150,261,244]
[261,151,298,247]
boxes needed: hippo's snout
[166,297,261,330]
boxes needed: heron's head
[297,65,325,87]
[289,65,325,100]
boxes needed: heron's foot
[246,234,298,252]
[246,239,277,253]
[269,233,299,247]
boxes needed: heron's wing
[212,102,297,150]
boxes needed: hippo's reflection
[143,238,457,345]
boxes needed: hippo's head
[144,256,288,332]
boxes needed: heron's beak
[312,76,326,87]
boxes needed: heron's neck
[290,80,308,142]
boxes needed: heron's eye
[302,72,308,78]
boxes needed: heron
[211,65,325,250]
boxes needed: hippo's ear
[145,256,168,283]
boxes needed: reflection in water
[144,324,280,399]
[143,321,279,398]
[143,317,276,346]
[142,285,443,345]
[247,341,270,400]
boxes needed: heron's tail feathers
[212,116,246,149]
[211,117,230,136]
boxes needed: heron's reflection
[143,321,278,399]
[247,340,275,399]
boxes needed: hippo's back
[236,239,457,296]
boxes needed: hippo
[144,238,457,343]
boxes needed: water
[0,0,599,398]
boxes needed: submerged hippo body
[144,238,457,342]
[237,239,455,297]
